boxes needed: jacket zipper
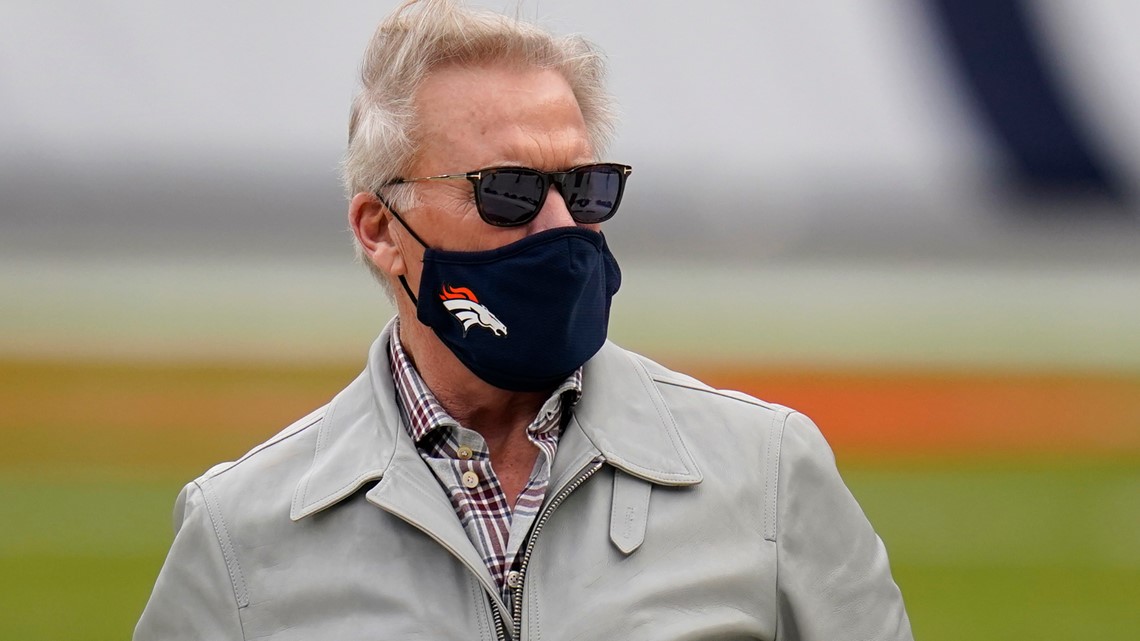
[495,458,604,640]
[491,603,507,641]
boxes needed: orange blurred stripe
[686,366,1140,456]
[4,360,1138,462]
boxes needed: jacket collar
[290,319,702,521]
[290,318,404,521]
[573,339,703,486]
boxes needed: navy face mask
[394,220,621,392]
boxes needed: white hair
[342,0,618,283]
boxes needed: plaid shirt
[387,323,582,608]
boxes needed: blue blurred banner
[926,0,1122,202]
[2,1,1139,368]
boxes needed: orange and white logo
[439,285,508,337]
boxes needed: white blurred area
[2,1,1138,370]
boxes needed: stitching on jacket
[208,410,325,481]
[294,393,344,514]
[653,376,782,412]
[530,566,543,641]
[468,576,490,641]
[763,410,789,542]
[769,411,790,640]
[628,353,697,479]
[302,470,386,514]
[197,479,250,610]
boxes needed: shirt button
[461,470,480,488]
[457,446,473,460]
[506,571,522,589]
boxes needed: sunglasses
[387,162,632,227]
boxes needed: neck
[397,312,550,445]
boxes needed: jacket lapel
[365,435,509,616]
[289,320,506,612]
[290,320,401,521]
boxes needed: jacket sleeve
[773,412,912,641]
[134,481,245,641]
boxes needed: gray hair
[343,0,618,281]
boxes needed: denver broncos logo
[439,285,508,337]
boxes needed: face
[352,63,596,299]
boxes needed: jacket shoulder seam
[651,375,785,412]
[195,479,251,612]
[769,410,793,639]
[763,410,791,542]
[204,408,327,481]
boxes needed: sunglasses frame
[388,162,632,227]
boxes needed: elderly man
[136,1,912,639]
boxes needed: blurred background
[2,1,1138,639]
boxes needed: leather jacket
[135,321,912,640]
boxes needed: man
[136,1,912,639]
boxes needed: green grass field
[2,360,1138,640]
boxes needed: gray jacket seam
[533,573,544,641]
[468,577,490,641]
[652,376,782,412]
[208,412,324,482]
[762,409,789,542]
[770,410,795,641]
[197,479,251,613]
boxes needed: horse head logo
[439,285,508,337]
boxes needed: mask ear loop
[398,274,419,306]
[375,191,429,305]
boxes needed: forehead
[410,64,592,174]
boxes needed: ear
[349,192,406,279]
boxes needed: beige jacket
[135,321,912,640]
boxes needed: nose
[528,185,577,233]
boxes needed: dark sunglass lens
[563,166,624,223]
[477,170,545,225]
